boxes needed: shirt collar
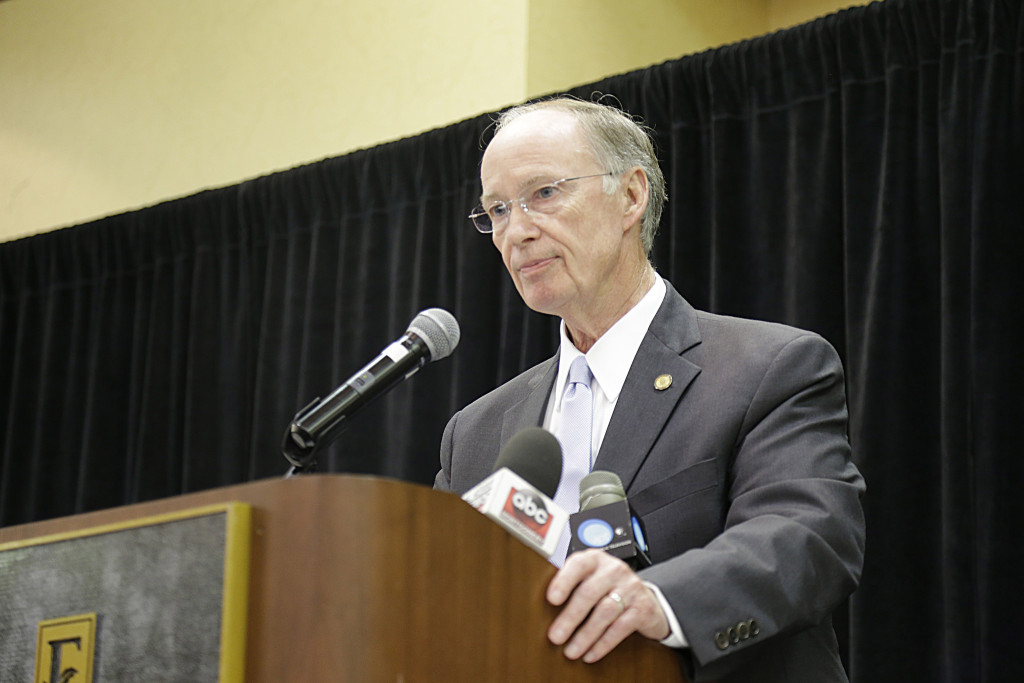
[554,275,667,406]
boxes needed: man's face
[480,110,641,323]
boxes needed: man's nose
[501,200,539,242]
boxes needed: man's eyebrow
[479,174,554,206]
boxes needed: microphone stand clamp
[281,397,321,477]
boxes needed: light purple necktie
[552,356,594,565]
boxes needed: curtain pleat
[2,0,1021,678]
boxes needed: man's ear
[622,166,649,231]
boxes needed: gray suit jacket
[435,282,866,682]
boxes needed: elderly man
[434,97,865,682]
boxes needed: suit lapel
[594,284,703,491]
[500,355,558,448]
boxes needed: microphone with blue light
[568,470,652,569]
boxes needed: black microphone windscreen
[493,427,563,499]
[407,308,460,361]
[579,470,626,511]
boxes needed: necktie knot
[567,355,593,391]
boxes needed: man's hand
[546,549,670,663]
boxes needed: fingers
[546,549,612,607]
[563,590,640,663]
[546,552,625,645]
[545,550,669,663]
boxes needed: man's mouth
[518,256,557,275]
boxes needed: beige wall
[0,0,859,243]
[527,1,769,98]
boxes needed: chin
[518,286,569,317]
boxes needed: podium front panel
[0,503,251,683]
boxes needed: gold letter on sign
[34,613,96,683]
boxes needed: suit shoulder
[686,310,843,381]
[694,310,834,351]
[458,356,555,418]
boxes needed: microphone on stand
[282,308,460,472]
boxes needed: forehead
[480,110,596,198]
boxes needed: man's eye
[534,185,559,201]
[488,203,509,219]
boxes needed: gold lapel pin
[654,374,673,391]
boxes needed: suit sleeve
[639,332,866,679]
[433,410,459,492]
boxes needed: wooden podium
[0,475,687,682]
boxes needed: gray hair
[492,97,667,256]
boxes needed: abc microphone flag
[461,428,568,559]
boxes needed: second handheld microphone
[568,470,652,569]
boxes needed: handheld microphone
[282,308,460,469]
[568,470,652,569]
[461,427,568,559]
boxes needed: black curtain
[1,0,1021,678]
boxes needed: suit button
[714,631,730,650]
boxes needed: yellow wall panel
[0,0,859,242]
[527,0,768,98]
[0,0,527,241]
[768,0,863,31]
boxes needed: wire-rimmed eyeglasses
[468,172,614,234]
